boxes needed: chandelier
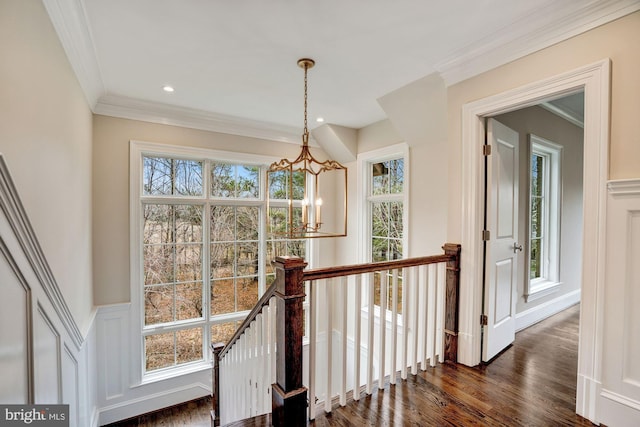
[266,58,348,239]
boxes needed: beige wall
[0,0,94,332]
[352,73,449,263]
[447,11,640,243]
[495,105,584,313]
[92,115,308,305]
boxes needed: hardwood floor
[108,304,593,426]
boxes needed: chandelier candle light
[266,58,348,239]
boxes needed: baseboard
[98,382,210,425]
[90,407,100,427]
[598,389,640,427]
[577,373,600,423]
[515,289,581,332]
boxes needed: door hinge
[482,230,490,241]
[481,314,488,326]
[483,144,492,156]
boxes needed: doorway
[457,60,609,421]
[481,92,585,362]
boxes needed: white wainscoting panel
[0,155,98,426]
[62,344,80,427]
[599,179,640,426]
[0,246,30,404]
[95,303,211,425]
[34,305,62,404]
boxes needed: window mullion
[203,160,212,361]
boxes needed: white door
[482,118,520,362]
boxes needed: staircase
[211,243,461,426]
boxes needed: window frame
[525,135,563,302]
[130,140,307,383]
[357,143,409,316]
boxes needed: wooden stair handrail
[302,253,453,282]
[218,281,277,360]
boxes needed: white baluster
[401,267,409,380]
[378,271,387,389]
[390,268,399,385]
[412,266,419,375]
[366,272,374,394]
[420,264,428,370]
[340,276,348,406]
[428,263,437,367]
[353,274,362,401]
[325,279,333,413]
[308,281,317,420]
[437,262,446,363]
[270,296,277,385]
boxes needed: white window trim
[356,143,409,320]
[525,135,562,302]
[130,140,312,384]
[356,143,410,264]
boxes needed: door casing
[458,59,610,422]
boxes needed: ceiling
[45,0,639,143]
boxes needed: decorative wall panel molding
[0,155,96,426]
[599,178,640,426]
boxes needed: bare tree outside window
[140,155,306,372]
[370,158,404,312]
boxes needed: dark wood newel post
[443,243,461,363]
[272,256,308,426]
[211,342,224,426]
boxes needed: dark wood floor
[109,304,593,426]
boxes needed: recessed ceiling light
[316,117,324,123]
[162,85,175,93]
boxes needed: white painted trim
[578,373,601,422]
[607,178,640,195]
[98,382,211,426]
[42,0,105,108]
[539,102,584,129]
[356,143,410,264]
[515,289,580,332]
[0,153,98,427]
[436,0,639,86]
[459,59,610,424]
[96,94,310,145]
[524,280,562,303]
[599,389,640,426]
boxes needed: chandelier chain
[303,62,308,140]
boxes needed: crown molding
[43,0,105,108]
[436,0,640,86]
[540,102,584,129]
[94,94,309,145]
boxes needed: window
[526,135,562,301]
[132,142,306,378]
[358,144,408,312]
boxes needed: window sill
[525,280,562,303]
[136,360,212,388]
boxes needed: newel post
[211,342,224,426]
[272,256,308,426]
[443,243,461,363]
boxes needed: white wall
[494,105,583,324]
